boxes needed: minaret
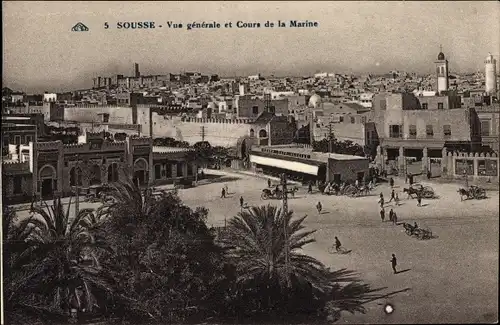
[485,53,497,95]
[435,46,449,95]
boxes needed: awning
[250,155,319,175]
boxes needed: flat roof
[254,145,367,163]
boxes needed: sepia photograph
[1,1,499,324]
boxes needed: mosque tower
[485,53,497,96]
[435,46,449,94]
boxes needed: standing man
[239,196,244,208]
[221,187,226,198]
[395,193,400,206]
[316,201,322,214]
[268,178,272,188]
[390,254,398,274]
[392,211,398,225]
[389,177,394,188]
[389,208,394,223]
[379,193,385,208]
[380,206,385,222]
[417,194,422,207]
[308,182,313,194]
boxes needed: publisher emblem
[71,22,89,32]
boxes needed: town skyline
[3,1,499,93]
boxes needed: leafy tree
[224,205,377,322]
[113,132,127,141]
[3,199,113,323]
[99,178,231,322]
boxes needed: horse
[402,222,417,235]
[403,187,420,199]
[457,188,469,201]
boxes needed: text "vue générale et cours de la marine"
[103,20,319,30]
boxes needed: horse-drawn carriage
[84,185,114,204]
[458,185,487,201]
[403,183,436,199]
[261,185,298,200]
[402,222,433,240]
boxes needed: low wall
[441,149,499,182]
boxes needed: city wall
[63,105,134,124]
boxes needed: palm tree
[24,197,112,316]
[225,204,375,321]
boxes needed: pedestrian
[379,193,384,208]
[389,177,394,188]
[239,196,244,208]
[316,201,322,214]
[335,236,342,252]
[395,193,400,206]
[405,173,408,184]
[388,189,395,203]
[393,211,398,225]
[417,194,422,207]
[427,169,431,180]
[308,183,313,194]
[409,174,414,185]
[380,206,385,222]
[355,179,359,188]
[221,187,226,198]
[390,254,398,274]
[389,208,394,222]
[268,178,272,188]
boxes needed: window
[422,103,428,110]
[269,106,275,113]
[252,106,259,114]
[437,103,444,110]
[25,135,32,144]
[350,117,355,124]
[409,125,417,139]
[14,135,21,145]
[389,125,402,138]
[443,125,451,137]
[426,125,434,138]
[481,120,491,137]
[339,116,344,122]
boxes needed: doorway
[333,173,341,183]
[41,178,53,197]
[357,172,365,182]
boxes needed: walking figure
[417,195,422,207]
[316,201,322,214]
[388,189,395,203]
[391,254,398,274]
[379,193,384,208]
[308,183,313,194]
[221,187,226,198]
[395,193,400,206]
[427,169,431,180]
[224,184,229,194]
[389,177,394,188]
[389,208,394,222]
[239,196,244,208]
[268,178,272,188]
[380,207,385,222]
[335,236,342,252]
[393,211,398,225]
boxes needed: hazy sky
[3,1,499,93]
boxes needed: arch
[133,158,149,186]
[133,158,148,171]
[107,163,119,183]
[89,164,102,185]
[259,129,268,138]
[249,129,255,137]
[70,167,83,186]
[39,164,56,179]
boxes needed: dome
[437,52,445,60]
[308,94,322,108]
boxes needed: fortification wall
[63,105,133,124]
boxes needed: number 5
[104,22,109,29]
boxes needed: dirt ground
[177,170,499,324]
[13,171,499,323]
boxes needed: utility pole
[328,122,333,155]
[200,125,205,142]
[75,154,80,216]
[280,173,291,288]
